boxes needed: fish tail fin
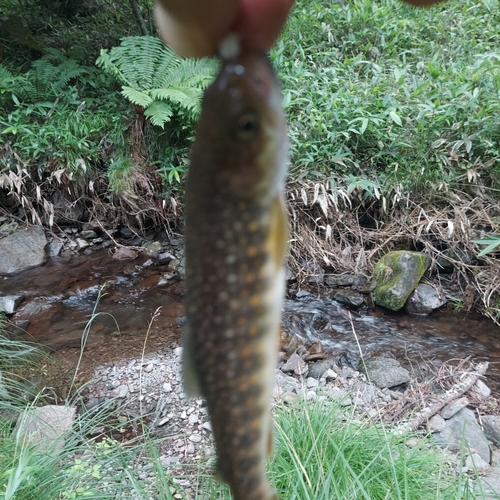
[182,324,201,396]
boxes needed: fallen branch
[394,361,489,435]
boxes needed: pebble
[81,342,500,500]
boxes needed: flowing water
[2,250,499,394]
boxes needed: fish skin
[183,51,288,500]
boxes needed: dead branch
[394,361,489,435]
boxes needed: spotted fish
[183,51,288,500]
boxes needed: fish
[183,50,288,500]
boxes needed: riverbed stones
[0,294,25,314]
[373,251,431,311]
[0,226,47,275]
[333,290,365,308]
[13,405,76,454]
[440,396,470,419]
[405,283,446,314]
[434,408,491,463]
[281,352,308,376]
[482,415,500,445]
[112,246,138,261]
[359,356,410,389]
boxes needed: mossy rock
[373,251,431,311]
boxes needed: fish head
[196,52,288,202]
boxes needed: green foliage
[97,36,217,128]
[473,234,500,256]
[0,48,129,185]
[275,0,500,197]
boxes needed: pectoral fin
[182,325,201,396]
[268,195,288,270]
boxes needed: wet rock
[373,251,431,311]
[281,353,308,376]
[482,415,500,446]
[13,405,76,454]
[359,356,410,389]
[0,294,25,314]
[434,408,491,464]
[144,241,162,255]
[158,251,176,265]
[308,359,339,379]
[333,290,365,308]
[338,351,360,370]
[80,230,98,240]
[354,279,377,294]
[119,226,134,238]
[0,226,47,275]
[48,240,63,257]
[112,247,138,261]
[405,284,446,314]
[76,238,90,250]
[440,397,470,419]
[325,274,360,287]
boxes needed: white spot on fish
[226,254,236,264]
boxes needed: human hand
[154,0,447,59]
[154,0,295,58]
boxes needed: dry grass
[286,181,500,324]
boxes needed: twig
[394,361,489,435]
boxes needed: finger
[155,0,239,57]
[234,0,295,53]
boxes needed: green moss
[373,251,431,311]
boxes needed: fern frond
[98,36,169,91]
[160,58,216,88]
[97,36,217,127]
[144,101,173,128]
[121,87,153,107]
[0,65,15,93]
[150,87,202,112]
[31,50,86,97]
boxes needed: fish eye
[234,112,260,140]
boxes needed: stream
[2,249,499,395]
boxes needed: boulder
[0,294,25,314]
[13,405,76,454]
[405,283,446,314]
[434,408,491,464]
[373,251,431,311]
[359,356,410,389]
[482,415,500,446]
[0,226,47,275]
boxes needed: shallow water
[283,296,500,394]
[2,250,499,395]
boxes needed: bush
[274,0,500,196]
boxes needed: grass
[274,0,500,196]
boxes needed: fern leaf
[144,101,173,128]
[121,87,153,107]
[150,87,202,112]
